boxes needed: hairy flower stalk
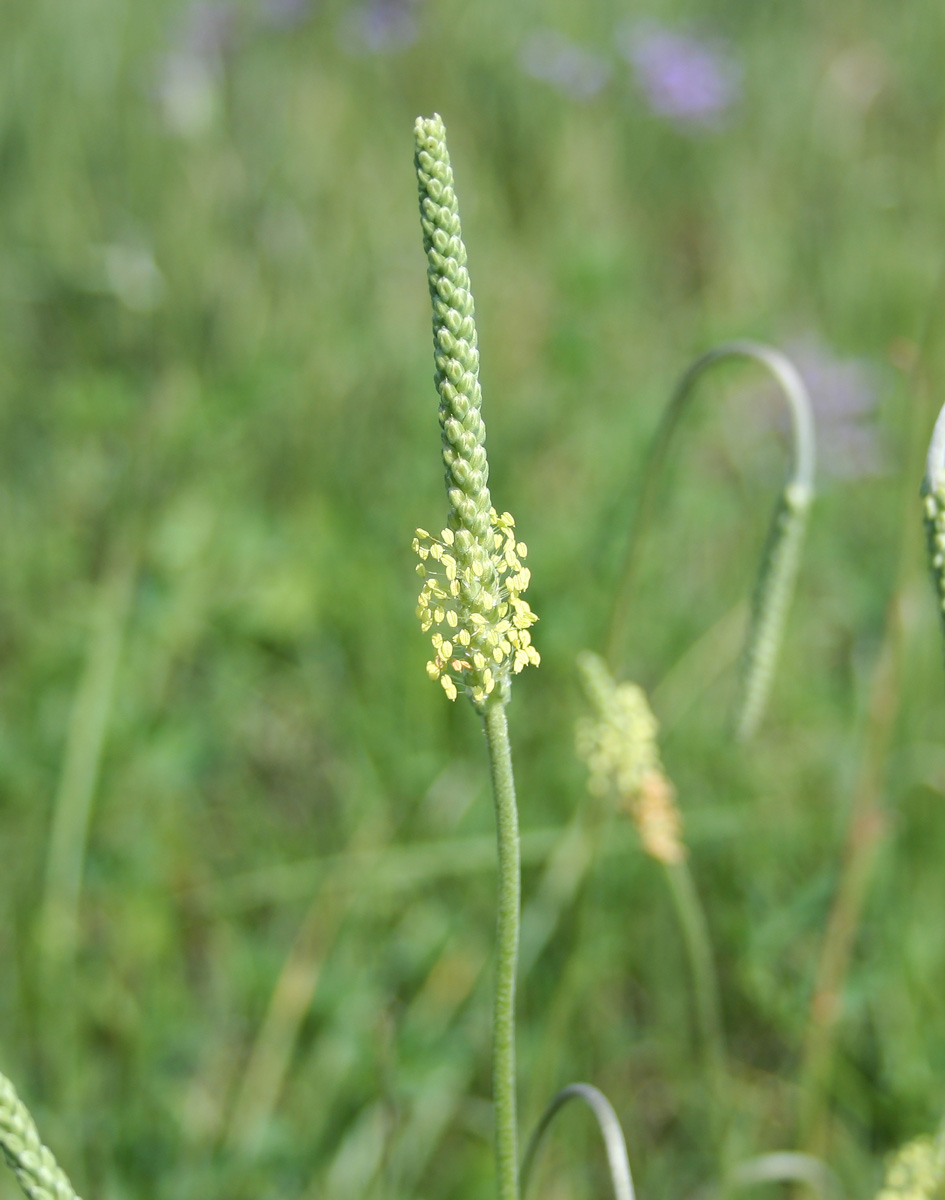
[0,1072,80,1200]
[413,113,538,1200]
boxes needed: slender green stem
[39,550,136,980]
[483,702,521,1200]
[797,297,935,1151]
[663,859,730,1151]
[36,543,136,1122]
[796,616,898,1153]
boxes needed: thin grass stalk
[185,826,565,916]
[662,859,728,1130]
[38,549,136,978]
[225,885,344,1154]
[36,544,136,1120]
[797,323,937,1154]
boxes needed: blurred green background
[3,0,945,1197]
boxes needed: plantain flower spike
[0,1070,81,1200]
[922,402,945,662]
[576,651,685,865]
[875,1130,945,1200]
[412,114,539,709]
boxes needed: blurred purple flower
[519,30,610,101]
[785,338,888,480]
[339,0,419,54]
[154,2,239,137]
[617,20,740,129]
[179,1,239,59]
[258,0,312,29]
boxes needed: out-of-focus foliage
[2,1,945,1198]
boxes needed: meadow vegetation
[3,1,945,1197]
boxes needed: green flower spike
[876,1130,945,1200]
[922,402,945,660]
[413,114,539,709]
[0,1071,81,1200]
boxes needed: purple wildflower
[154,2,239,137]
[178,1,239,58]
[257,0,312,29]
[338,0,419,54]
[519,30,610,101]
[617,20,740,129]
[784,338,888,480]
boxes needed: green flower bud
[0,1071,81,1200]
[415,114,492,545]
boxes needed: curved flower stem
[483,702,522,1200]
[520,1083,635,1200]
[606,341,815,738]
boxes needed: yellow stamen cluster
[576,651,685,865]
[876,1134,945,1200]
[414,508,539,708]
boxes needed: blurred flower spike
[875,1131,945,1200]
[414,512,539,707]
[413,114,539,709]
[576,652,685,865]
[618,20,741,129]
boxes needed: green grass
[3,1,945,1197]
